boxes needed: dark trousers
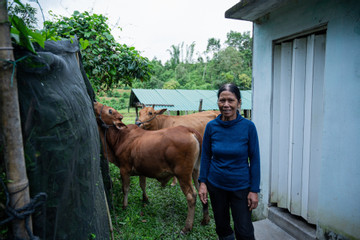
[207,182,255,240]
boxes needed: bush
[113,91,121,98]
[107,90,114,97]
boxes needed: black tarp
[13,39,110,239]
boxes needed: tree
[225,31,252,69]
[144,31,253,91]
[44,11,153,91]
[185,41,195,63]
[1,1,32,238]
[163,79,180,89]
[206,38,221,54]
[175,64,188,86]
[7,1,45,54]
[167,44,180,68]
[8,2,38,30]
[207,46,251,89]
[225,30,252,52]
[238,73,251,89]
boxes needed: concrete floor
[254,219,296,240]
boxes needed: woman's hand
[198,182,208,204]
[247,192,258,211]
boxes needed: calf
[136,106,220,137]
[94,102,210,233]
[136,106,220,185]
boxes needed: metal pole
[0,1,32,239]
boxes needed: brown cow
[135,106,220,185]
[94,102,210,233]
[135,106,220,137]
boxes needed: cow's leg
[177,177,197,234]
[192,168,199,190]
[192,168,210,225]
[139,176,149,203]
[121,172,131,209]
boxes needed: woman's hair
[217,83,241,101]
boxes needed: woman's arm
[198,124,212,204]
[198,124,212,183]
[247,192,258,211]
[199,182,208,204]
[248,122,260,193]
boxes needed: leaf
[10,28,20,42]
[109,69,117,76]
[103,32,113,41]
[13,0,26,9]
[28,30,45,48]
[11,16,36,53]
[79,38,90,50]
[128,62,136,70]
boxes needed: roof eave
[225,0,289,21]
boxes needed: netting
[10,39,110,239]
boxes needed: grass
[108,164,218,240]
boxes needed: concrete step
[254,218,296,240]
[268,207,317,240]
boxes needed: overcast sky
[35,0,252,62]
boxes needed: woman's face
[217,90,241,121]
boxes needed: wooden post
[135,105,139,121]
[0,1,32,239]
[198,99,203,112]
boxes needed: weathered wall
[250,0,360,239]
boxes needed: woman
[198,83,260,240]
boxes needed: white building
[226,0,360,239]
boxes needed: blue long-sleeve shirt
[199,112,260,192]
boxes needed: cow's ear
[157,109,167,115]
[93,102,100,113]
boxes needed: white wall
[251,0,360,238]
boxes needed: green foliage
[7,1,47,54]
[43,11,153,91]
[206,38,221,53]
[8,2,37,29]
[225,31,253,69]
[140,31,253,91]
[163,79,180,89]
[207,46,251,89]
[167,44,181,68]
[109,164,218,239]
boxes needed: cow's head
[135,106,167,129]
[94,102,126,129]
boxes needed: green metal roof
[129,89,252,111]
